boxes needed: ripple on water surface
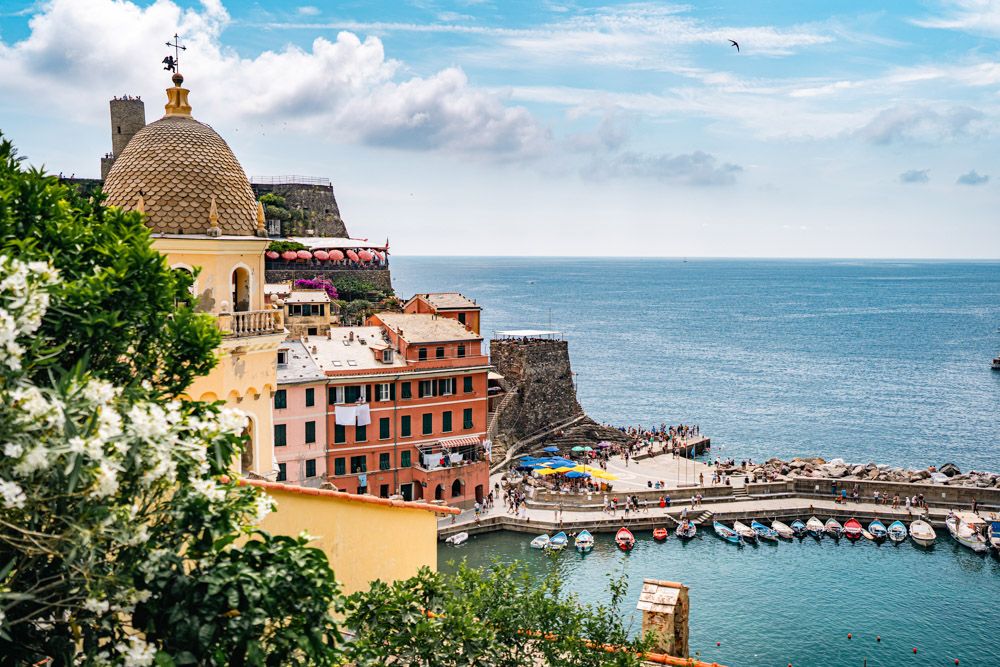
[440,531,1000,667]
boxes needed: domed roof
[103,83,259,236]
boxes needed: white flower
[115,636,156,667]
[82,379,118,406]
[10,386,64,430]
[127,403,170,441]
[14,446,50,476]
[191,477,226,503]
[90,461,120,498]
[96,407,123,441]
[68,437,87,454]
[253,493,274,523]
[217,407,248,436]
[0,479,27,508]
[3,442,23,458]
[83,598,110,614]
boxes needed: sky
[1,0,999,258]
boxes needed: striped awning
[438,435,482,448]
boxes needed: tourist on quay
[892,494,900,509]
[873,490,880,505]
[665,494,671,507]
[905,495,911,510]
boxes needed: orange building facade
[403,292,481,336]
[283,312,491,507]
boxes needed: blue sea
[391,257,1000,665]
[393,258,1000,472]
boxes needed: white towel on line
[355,404,371,426]
[335,405,357,426]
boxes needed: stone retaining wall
[790,477,1000,507]
[265,267,393,292]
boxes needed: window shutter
[367,385,374,402]
[390,383,396,401]
[437,379,445,395]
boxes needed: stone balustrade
[218,309,283,337]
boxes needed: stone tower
[101,97,146,178]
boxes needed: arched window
[231,266,252,312]
[451,479,463,498]
[240,417,255,474]
[434,484,444,501]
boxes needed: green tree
[0,135,343,665]
[0,136,219,399]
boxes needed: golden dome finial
[207,195,221,236]
[164,72,192,117]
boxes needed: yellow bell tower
[102,69,283,478]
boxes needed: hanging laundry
[355,403,371,426]
[335,404,357,426]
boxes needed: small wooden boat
[733,521,757,543]
[946,512,988,553]
[868,519,887,542]
[790,519,807,538]
[844,518,863,540]
[615,527,636,552]
[676,520,697,539]
[750,520,779,541]
[909,519,936,547]
[652,527,669,541]
[771,520,794,539]
[713,521,741,544]
[825,518,843,539]
[445,532,468,545]
[530,534,550,549]
[887,520,908,544]
[990,521,1000,554]
[547,531,568,551]
[574,530,594,553]
[806,516,825,538]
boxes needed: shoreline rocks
[741,457,1000,489]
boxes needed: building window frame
[305,420,316,444]
[400,415,411,438]
[274,424,286,447]
[305,459,317,478]
[305,387,315,407]
[273,389,287,409]
[463,376,473,393]
[463,408,474,430]
[442,411,453,433]
[334,457,346,476]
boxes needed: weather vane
[162,33,186,73]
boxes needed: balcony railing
[218,310,283,337]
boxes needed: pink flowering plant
[293,277,338,300]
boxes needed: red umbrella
[296,250,312,260]
[281,250,298,261]
[329,249,345,261]
[358,250,373,262]
[346,249,360,262]
[313,250,330,261]
[265,251,279,260]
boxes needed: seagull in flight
[729,39,740,52]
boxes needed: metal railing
[250,175,332,186]
[220,310,283,337]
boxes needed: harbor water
[440,531,1000,666]
[392,257,1000,665]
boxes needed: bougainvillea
[294,277,338,300]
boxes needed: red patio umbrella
[313,250,330,261]
[329,249,345,261]
[346,249,360,262]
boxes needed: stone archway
[451,479,463,498]
[434,484,444,501]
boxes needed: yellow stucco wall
[155,236,269,314]
[257,484,441,594]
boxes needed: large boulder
[909,469,930,482]
[852,465,865,476]
[939,462,961,477]
[867,468,880,480]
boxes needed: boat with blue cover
[714,521,741,544]
[750,520,779,541]
[887,520,908,544]
[574,530,594,553]
[868,519,888,543]
[547,531,568,551]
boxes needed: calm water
[441,531,1000,667]
[396,257,1000,664]
[393,258,1000,471]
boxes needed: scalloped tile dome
[103,116,257,236]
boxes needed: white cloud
[956,169,989,185]
[583,150,743,186]
[900,169,930,184]
[855,105,986,144]
[0,0,548,159]
[913,0,1000,36]
[297,6,320,17]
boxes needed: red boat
[615,527,636,552]
[652,527,669,541]
[844,518,863,541]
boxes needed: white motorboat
[806,516,825,538]
[445,532,468,546]
[547,531,568,551]
[575,530,594,553]
[771,520,794,539]
[530,534,550,549]
[946,512,988,553]
[909,519,937,547]
[733,521,757,543]
[825,518,844,539]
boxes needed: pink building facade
[273,341,328,487]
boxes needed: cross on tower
[162,33,186,73]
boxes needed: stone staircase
[692,509,714,525]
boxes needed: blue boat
[887,520,908,544]
[750,520,779,541]
[714,521,741,544]
[868,519,888,542]
[989,522,1000,554]
[574,530,594,553]
[790,519,807,537]
[547,531,568,551]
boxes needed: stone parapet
[265,267,393,293]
